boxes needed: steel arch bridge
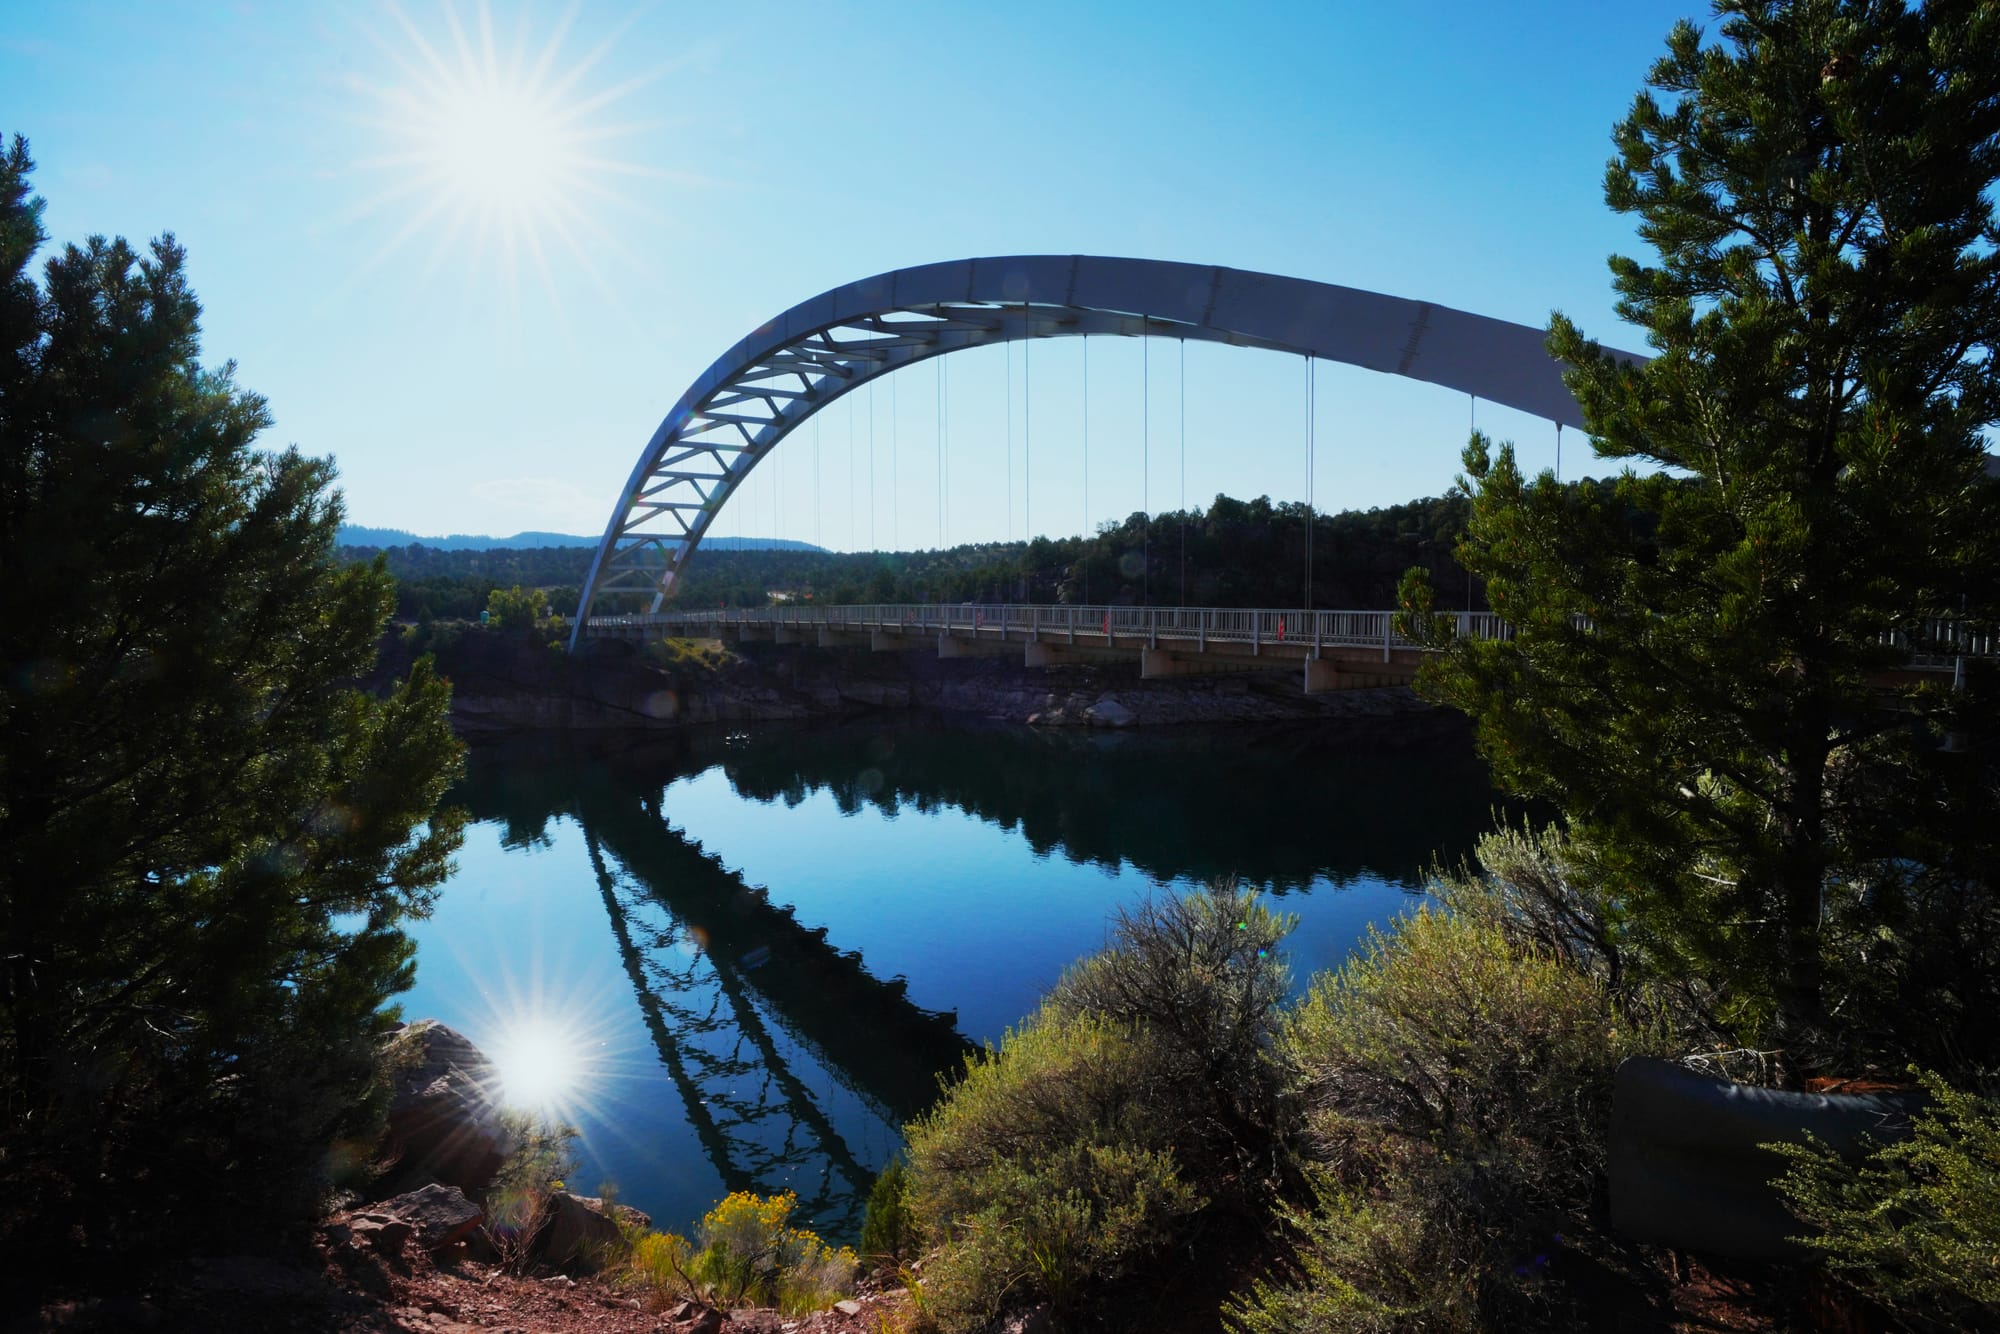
[571,254,1635,651]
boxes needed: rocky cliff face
[377,631,1440,736]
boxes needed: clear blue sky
[6,1,1698,549]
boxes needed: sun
[489,1014,583,1114]
[426,79,568,214]
[344,1,669,309]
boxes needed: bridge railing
[586,603,1524,650]
[1882,618,1996,663]
[585,604,1998,665]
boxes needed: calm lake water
[398,717,1503,1243]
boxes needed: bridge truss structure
[571,255,1643,651]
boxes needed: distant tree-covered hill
[342,489,1513,621]
[336,524,824,553]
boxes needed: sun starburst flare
[341,0,692,317]
[489,1012,589,1114]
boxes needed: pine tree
[0,137,465,1277]
[1399,1,2000,1071]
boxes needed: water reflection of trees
[712,720,1503,891]
[454,741,973,1237]
[449,719,1506,1233]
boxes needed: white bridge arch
[571,254,1633,649]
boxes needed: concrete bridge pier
[937,633,1018,659]
[1303,652,1418,692]
[1024,640,1102,668]
[1141,648,1203,679]
[1141,647,1299,680]
[1303,657,1358,694]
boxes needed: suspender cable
[943,354,951,549]
[1306,356,1316,610]
[869,379,876,552]
[891,370,899,553]
[1025,309,1032,547]
[1467,394,1476,613]
[849,393,857,551]
[1083,335,1090,605]
[1179,337,1186,606]
[1142,330,1151,608]
[936,355,944,553]
[814,413,822,552]
[1006,337,1013,544]
[1556,422,1563,482]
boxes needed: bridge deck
[584,603,1990,691]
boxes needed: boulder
[380,1019,514,1197]
[531,1191,629,1273]
[378,1183,485,1253]
[347,1212,415,1256]
[1085,696,1135,728]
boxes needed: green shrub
[644,635,736,672]
[1235,908,1657,1332]
[1229,1172,1476,1334]
[484,583,561,639]
[628,1229,698,1299]
[1289,907,1647,1174]
[860,1159,914,1265]
[401,615,468,658]
[684,1190,857,1315]
[1427,820,1627,990]
[1772,1071,2000,1333]
[485,1115,580,1271]
[906,1007,1201,1331]
[1048,881,1295,1187]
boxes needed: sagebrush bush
[1049,882,1295,1187]
[1428,821,1627,988]
[906,1007,1202,1330]
[1287,907,1647,1179]
[1233,907,1658,1332]
[482,1115,580,1270]
[1772,1070,2000,1333]
[1229,1173,1476,1334]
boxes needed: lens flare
[341,1,691,316]
[489,1015,582,1113]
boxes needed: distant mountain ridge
[338,524,824,553]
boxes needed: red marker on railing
[1103,612,1111,637]
[1278,617,1286,642]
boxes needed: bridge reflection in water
[445,719,1507,1237]
[455,738,976,1238]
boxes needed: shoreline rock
[375,630,1444,738]
[378,1019,515,1201]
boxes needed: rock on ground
[378,1183,486,1253]
[531,1192,639,1274]
[380,1019,515,1198]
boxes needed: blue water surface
[396,719,1501,1241]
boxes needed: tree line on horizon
[341,488,1494,619]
